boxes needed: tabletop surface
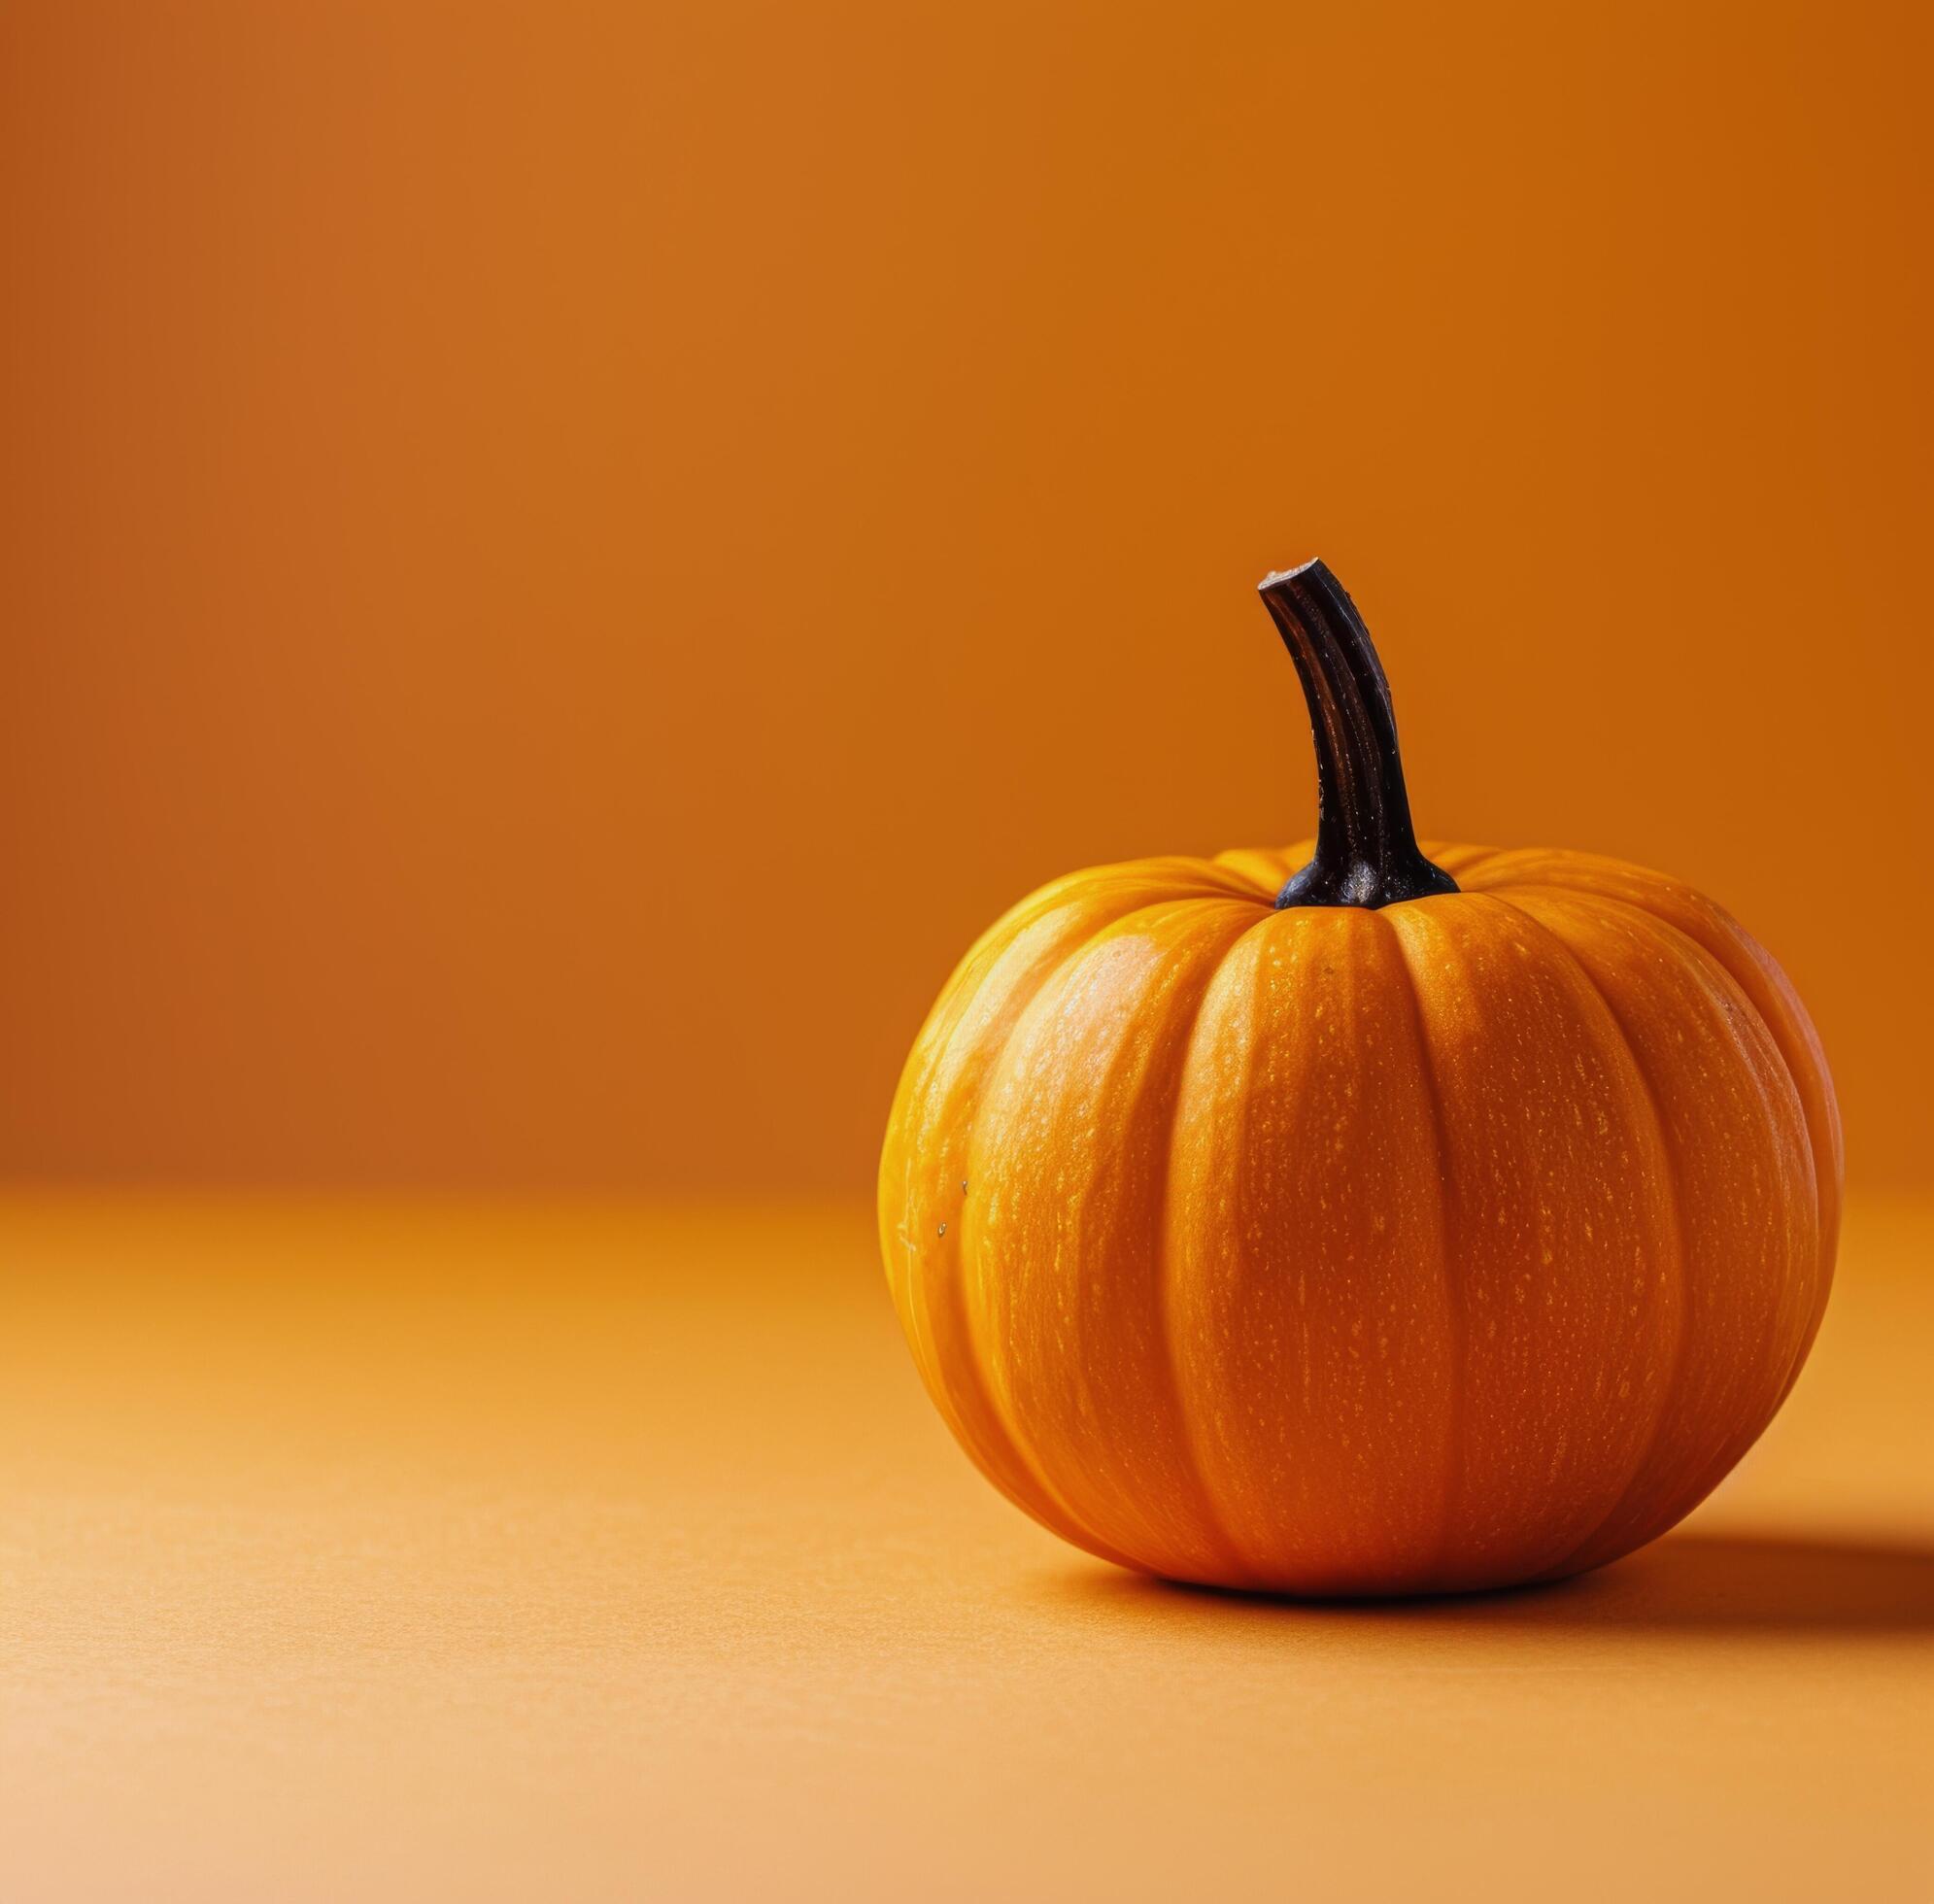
[4,1191,1929,1902]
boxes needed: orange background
[4,14,1932,1900]
[3,0,1929,1194]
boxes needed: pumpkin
[879,560,1840,1596]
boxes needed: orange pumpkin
[879,561,1839,1596]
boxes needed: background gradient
[4,8,1930,1900]
[4,0,1928,1194]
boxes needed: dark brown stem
[1259,561,1457,910]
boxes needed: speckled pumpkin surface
[879,565,1840,1595]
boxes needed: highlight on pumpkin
[879,564,1839,1597]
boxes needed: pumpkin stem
[1259,560,1458,910]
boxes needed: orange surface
[3,1,1931,1193]
[4,1193,1929,1902]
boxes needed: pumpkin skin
[878,568,1840,1597]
